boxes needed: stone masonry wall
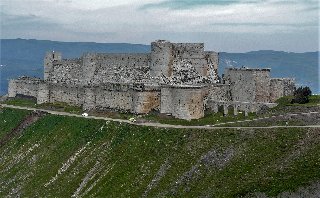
[8,40,297,121]
[160,86,204,120]
[206,84,231,102]
[80,84,161,114]
[254,70,271,103]
[225,68,271,103]
[150,41,218,83]
[37,83,50,104]
[205,51,219,80]
[159,87,173,114]
[45,41,219,87]
[132,91,160,114]
[47,53,151,86]
[170,43,218,83]
[225,68,257,102]
[172,43,207,77]
[94,88,133,111]
[270,78,295,102]
[82,53,98,85]
[49,84,84,106]
[8,77,41,98]
[49,59,83,84]
[8,80,17,98]
[150,40,173,77]
[83,88,96,110]
[282,78,295,96]
[89,53,150,84]
[44,51,62,80]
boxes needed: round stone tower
[150,40,173,78]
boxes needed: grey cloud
[140,0,260,10]
[0,0,318,52]
[1,12,62,31]
[209,22,318,27]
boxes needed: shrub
[291,86,312,104]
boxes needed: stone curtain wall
[89,87,161,114]
[225,68,271,103]
[8,77,41,98]
[79,83,161,114]
[89,54,151,84]
[254,70,271,103]
[270,78,295,102]
[225,68,257,102]
[8,80,17,98]
[49,84,84,106]
[45,41,219,87]
[282,79,295,96]
[50,59,83,84]
[37,83,50,104]
[160,86,205,120]
[94,88,133,111]
[132,91,160,114]
[159,88,173,114]
[47,53,151,86]
[21,81,162,114]
[224,68,294,104]
[206,84,231,102]
[270,79,285,102]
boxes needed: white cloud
[1,0,318,51]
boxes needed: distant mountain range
[0,39,319,95]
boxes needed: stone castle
[8,40,295,120]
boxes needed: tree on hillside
[291,86,312,104]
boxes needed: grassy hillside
[1,107,319,197]
[0,108,29,139]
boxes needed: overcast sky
[1,0,319,52]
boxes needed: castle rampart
[7,40,295,120]
[224,67,272,103]
[160,85,205,120]
[270,78,295,102]
[8,77,42,98]
[49,58,83,84]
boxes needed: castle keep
[8,40,295,120]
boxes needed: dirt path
[1,104,319,130]
[0,110,46,148]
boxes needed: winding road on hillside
[1,104,319,129]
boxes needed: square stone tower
[224,67,271,103]
[44,51,62,80]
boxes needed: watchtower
[150,40,173,78]
[44,51,62,80]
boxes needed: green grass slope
[0,108,319,197]
[0,108,29,139]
